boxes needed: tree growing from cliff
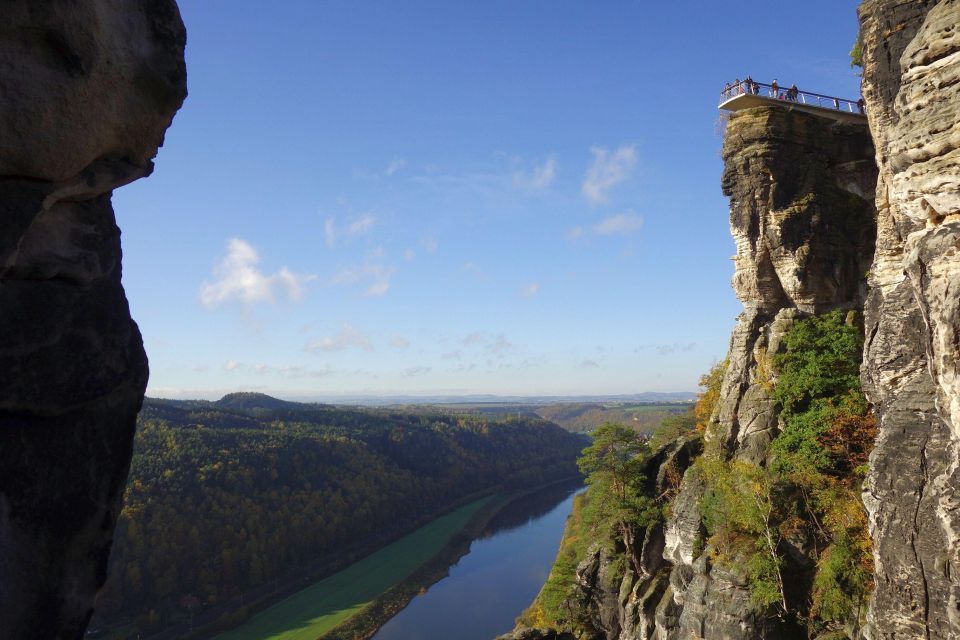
[578,424,658,575]
[694,359,728,432]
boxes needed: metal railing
[719,80,865,115]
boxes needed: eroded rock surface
[0,2,186,637]
[857,1,960,638]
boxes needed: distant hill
[215,391,303,411]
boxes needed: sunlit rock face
[858,1,960,638]
[0,2,186,637]
[655,107,878,640]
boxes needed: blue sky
[118,0,864,400]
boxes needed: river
[373,480,584,640]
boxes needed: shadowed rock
[0,2,186,638]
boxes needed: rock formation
[655,106,877,640]
[0,3,186,638]
[857,1,960,638]
[513,106,878,640]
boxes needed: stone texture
[0,2,186,638]
[857,1,960,638]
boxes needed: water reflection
[373,479,585,640]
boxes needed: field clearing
[214,496,493,640]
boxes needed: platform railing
[720,80,865,115]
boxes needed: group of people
[723,76,800,101]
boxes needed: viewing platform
[719,80,867,124]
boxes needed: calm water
[373,480,584,640]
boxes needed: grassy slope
[214,496,493,640]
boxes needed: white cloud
[331,263,396,297]
[390,335,411,349]
[402,366,431,378]
[224,360,242,372]
[254,363,271,374]
[594,212,644,235]
[521,282,541,298]
[305,323,373,353]
[422,236,439,253]
[346,214,376,236]
[324,217,336,248]
[582,144,637,205]
[442,350,462,360]
[200,238,314,308]
[385,157,407,176]
[580,359,600,368]
[567,226,585,241]
[404,248,416,261]
[513,154,557,191]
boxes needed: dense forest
[90,394,585,636]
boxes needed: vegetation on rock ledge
[699,310,875,636]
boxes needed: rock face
[0,3,186,638]
[857,1,960,638]
[655,107,877,640]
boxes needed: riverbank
[211,476,582,640]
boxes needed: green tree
[578,424,657,574]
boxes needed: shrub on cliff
[699,310,875,634]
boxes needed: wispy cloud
[389,335,411,349]
[421,236,439,253]
[521,282,541,298]
[582,144,637,205]
[594,211,644,235]
[485,334,513,355]
[656,342,697,355]
[324,217,336,248]
[385,157,407,176]
[567,226,585,241]
[402,366,432,378]
[580,359,600,368]
[331,263,396,296]
[305,323,373,353]
[200,238,314,308]
[513,154,557,191]
[346,214,376,236]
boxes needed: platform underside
[719,93,867,124]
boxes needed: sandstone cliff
[654,107,877,640]
[507,106,878,640]
[857,1,960,638]
[0,3,186,638]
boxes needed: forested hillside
[90,395,585,635]
[535,402,693,434]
